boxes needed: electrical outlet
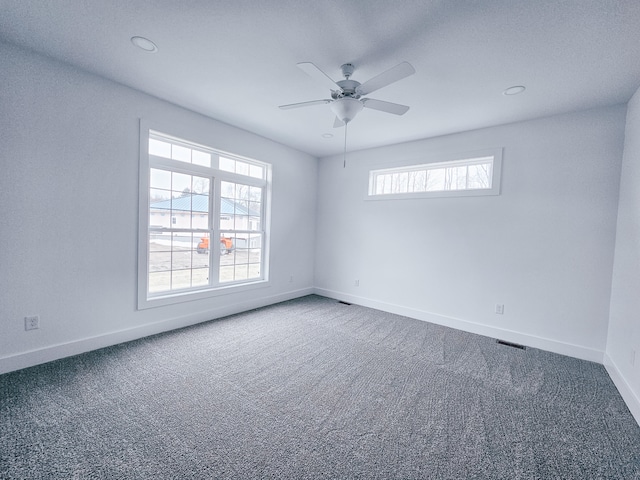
[25,315,40,331]
[632,350,636,367]
[495,304,504,315]
[354,279,360,287]
[289,275,293,283]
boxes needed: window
[219,181,263,283]
[368,149,502,199]
[138,126,270,308]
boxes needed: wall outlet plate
[25,315,40,331]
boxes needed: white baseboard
[313,288,604,363]
[604,353,640,427]
[0,287,314,375]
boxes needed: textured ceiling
[1,0,640,157]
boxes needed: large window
[368,149,502,199]
[138,126,270,308]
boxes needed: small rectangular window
[368,149,502,199]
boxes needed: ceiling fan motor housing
[335,79,361,98]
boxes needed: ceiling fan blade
[333,117,345,128]
[362,98,410,115]
[297,62,340,91]
[356,61,415,96]
[279,99,332,110]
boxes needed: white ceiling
[1,0,640,158]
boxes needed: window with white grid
[138,127,270,308]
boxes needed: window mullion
[210,177,222,287]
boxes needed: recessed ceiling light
[322,133,334,139]
[503,85,526,96]
[131,36,158,53]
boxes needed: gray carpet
[1,295,639,479]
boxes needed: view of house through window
[141,130,269,303]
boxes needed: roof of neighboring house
[150,194,258,216]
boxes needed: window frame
[137,120,271,310]
[366,148,503,200]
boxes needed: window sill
[137,279,271,310]
[365,187,500,201]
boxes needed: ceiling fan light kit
[330,97,363,124]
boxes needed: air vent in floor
[496,339,526,350]
[338,301,352,305]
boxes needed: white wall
[315,106,626,362]
[0,42,317,373]
[606,85,640,424]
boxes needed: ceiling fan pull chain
[343,122,348,168]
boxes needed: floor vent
[338,301,352,306]
[496,339,526,350]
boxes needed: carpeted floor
[1,295,639,479]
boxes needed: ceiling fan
[279,61,415,126]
